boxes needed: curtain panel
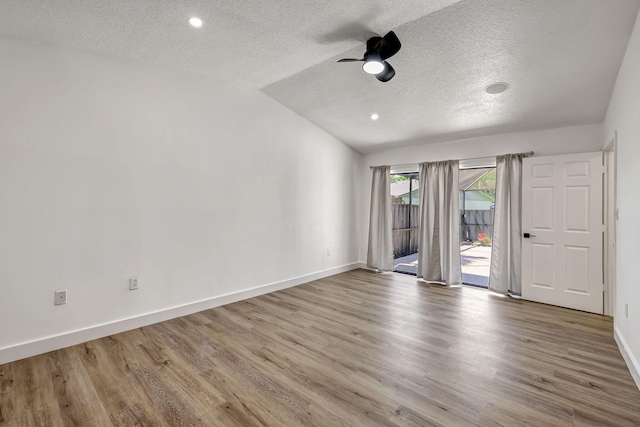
[367,166,393,271]
[489,154,525,295]
[417,161,462,285]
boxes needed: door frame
[604,133,617,317]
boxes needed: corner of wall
[615,327,640,391]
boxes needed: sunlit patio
[393,243,492,287]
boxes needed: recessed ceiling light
[486,82,509,94]
[188,17,203,28]
[371,113,379,121]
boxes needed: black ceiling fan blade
[378,31,401,60]
[337,58,364,62]
[375,62,395,82]
[366,36,382,51]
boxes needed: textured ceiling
[264,0,640,152]
[0,0,461,88]
[0,0,638,152]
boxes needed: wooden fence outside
[392,205,494,257]
[392,204,419,257]
[461,210,494,242]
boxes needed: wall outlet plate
[129,276,139,291]
[54,290,67,305]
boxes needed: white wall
[603,9,640,388]
[359,123,603,261]
[0,38,362,363]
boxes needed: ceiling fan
[337,31,401,82]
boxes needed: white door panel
[522,152,603,314]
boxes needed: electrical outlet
[129,276,139,291]
[327,248,332,256]
[54,290,67,305]
[625,304,629,318]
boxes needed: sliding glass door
[459,168,496,287]
[389,168,496,285]
[391,173,419,275]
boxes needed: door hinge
[602,224,607,232]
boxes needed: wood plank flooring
[1,269,639,426]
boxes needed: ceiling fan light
[363,60,385,75]
[362,51,385,75]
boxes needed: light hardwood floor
[1,269,639,426]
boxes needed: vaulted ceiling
[1,0,638,153]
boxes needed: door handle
[523,233,536,238]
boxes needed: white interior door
[522,152,603,314]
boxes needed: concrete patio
[393,243,492,287]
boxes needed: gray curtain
[367,166,393,271]
[417,161,462,284]
[489,154,524,295]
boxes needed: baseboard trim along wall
[615,326,640,391]
[0,263,361,365]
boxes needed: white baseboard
[0,262,361,365]
[614,326,640,391]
